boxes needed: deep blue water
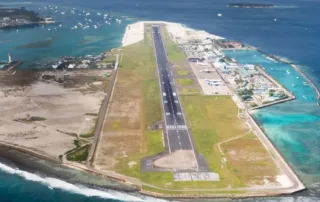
[1,0,320,201]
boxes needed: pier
[2,61,23,71]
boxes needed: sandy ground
[153,150,197,170]
[0,70,110,158]
[122,21,224,47]
[94,71,142,171]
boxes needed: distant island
[226,3,275,8]
[0,6,56,29]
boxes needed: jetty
[2,61,23,71]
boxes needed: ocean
[1,0,320,201]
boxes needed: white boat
[218,13,222,17]
[115,19,121,24]
[287,70,291,75]
[303,95,307,99]
[296,76,300,79]
[97,12,101,16]
[93,25,98,29]
[61,12,65,15]
[292,84,295,87]
[86,12,90,16]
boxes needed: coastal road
[152,26,195,154]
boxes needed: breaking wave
[0,162,147,201]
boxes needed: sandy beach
[122,21,224,47]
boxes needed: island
[0,21,311,199]
[226,3,275,8]
[0,6,56,29]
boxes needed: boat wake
[0,162,167,202]
[274,5,299,9]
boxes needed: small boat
[296,76,300,79]
[303,95,307,99]
[287,70,291,75]
[292,84,295,87]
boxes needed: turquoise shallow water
[0,2,130,63]
[1,0,320,201]
[225,50,320,186]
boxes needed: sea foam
[0,162,144,201]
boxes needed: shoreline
[0,140,308,200]
[0,141,139,193]
[0,20,314,199]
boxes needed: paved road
[152,26,194,153]
[86,54,119,166]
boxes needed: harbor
[258,49,320,100]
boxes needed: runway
[152,26,194,153]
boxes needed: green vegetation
[179,88,201,95]
[222,133,279,185]
[74,139,80,148]
[29,116,47,121]
[269,89,275,96]
[175,78,194,86]
[161,30,185,62]
[66,145,89,162]
[177,70,189,76]
[95,24,279,195]
[79,133,93,138]
[142,185,244,195]
[14,116,47,123]
[180,95,246,187]
[111,25,166,182]
[118,25,163,126]
[102,54,116,63]
[115,131,168,182]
